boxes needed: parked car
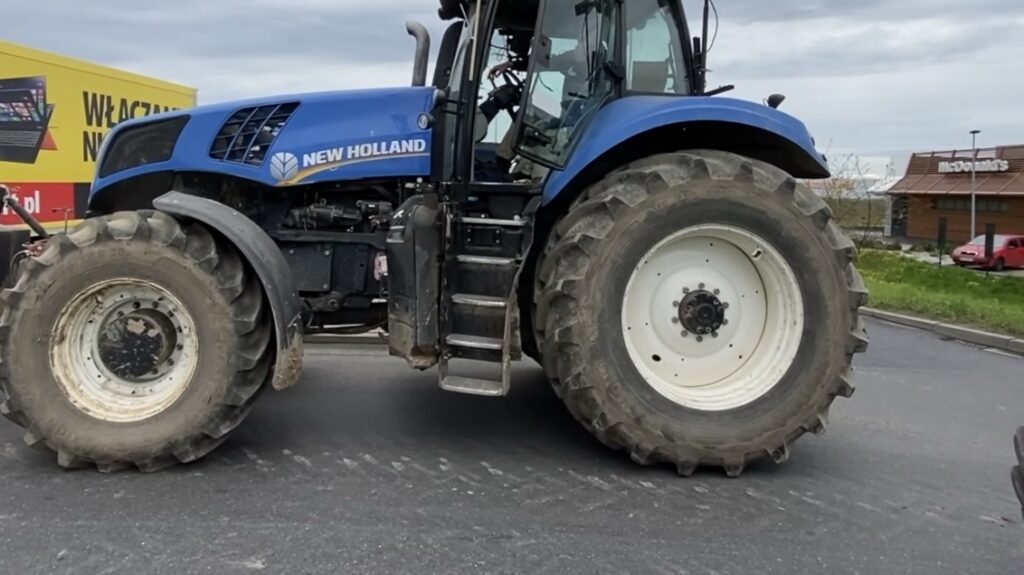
[951,235,1024,271]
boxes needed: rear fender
[543,96,831,205]
[153,191,303,390]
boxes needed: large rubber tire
[994,258,1006,272]
[533,150,869,477]
[0,211,273,472]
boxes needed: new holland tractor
[0,0,868,475]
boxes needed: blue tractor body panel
[93,88,828,208]
[541,96,830,204]
[91,87,437,199]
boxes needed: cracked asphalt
[0,318,1021,574]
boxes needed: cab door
[512,0,618,168]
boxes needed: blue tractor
[0,0,867,474]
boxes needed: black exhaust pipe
[406,21,431,87]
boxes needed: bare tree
[806,147,890,251]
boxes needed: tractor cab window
[515,0,617,168]
[441,6,480,179]
[624,0,689,94]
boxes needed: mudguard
[543,96,831,204]
[152,191,303,391]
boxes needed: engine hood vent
[209,102,299,166]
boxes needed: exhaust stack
[406,22,431,87]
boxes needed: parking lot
[0,318,1021,575]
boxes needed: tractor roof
[439,0,540,29]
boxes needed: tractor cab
[424,0,700,185]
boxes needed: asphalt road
[0,318,1021,575]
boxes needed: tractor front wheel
[0,211,273,471]
[534,150,869,476]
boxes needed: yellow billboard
[0,40,195,227]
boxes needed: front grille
[209,102,298,166]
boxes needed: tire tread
[533,150,868,476]
[0,211,274,472]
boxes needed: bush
[856,237,903,252]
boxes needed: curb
[862,308,1024,355]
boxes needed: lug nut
[698,283,705,290]
[673,301,680,307]
[712,332,719,338]
[722,319,729,326]
[683,287,690,294]
[723,302,730,309]
[696,336,704,343]
[713,288,720,295]
[681,331,689,338]
[671,317,680,324]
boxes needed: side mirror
[406,21,431,87]
[767,94,786,109]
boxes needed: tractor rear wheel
[0,211,273,472]
[534,150,868,476]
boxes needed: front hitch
[0,184,50,240]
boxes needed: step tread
[461,216,527,227]
[446,334,504,351]
[455,255,518,266]
[440,375,506,397]
[451,293,508,308]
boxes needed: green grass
[857,249,1024,337]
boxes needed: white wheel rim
[50,278,199,423]
[621,225,804,412]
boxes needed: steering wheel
[474,62,525,142]
[489,66,523,91]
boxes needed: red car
[952,234,1024,271]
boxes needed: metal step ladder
[438,201,538,396]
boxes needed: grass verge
[857,249,1024,337]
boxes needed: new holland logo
[269,152,299,181]
[270,138,429,186]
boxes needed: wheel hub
[50,279,199,423]
[678,290,726,336]
[621,224,805,411]
[97,308,181,382]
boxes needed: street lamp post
[970,129,981,241]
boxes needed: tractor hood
[92,86,439,196]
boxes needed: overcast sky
[7,0,1023,174]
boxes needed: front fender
[153,192,303,391]
[543,96,830,204]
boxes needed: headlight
[98,116,189,178]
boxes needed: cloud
[7,0,1024,164]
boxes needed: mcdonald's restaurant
[886,145,1024,243]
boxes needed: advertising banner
[0,41,196,227]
